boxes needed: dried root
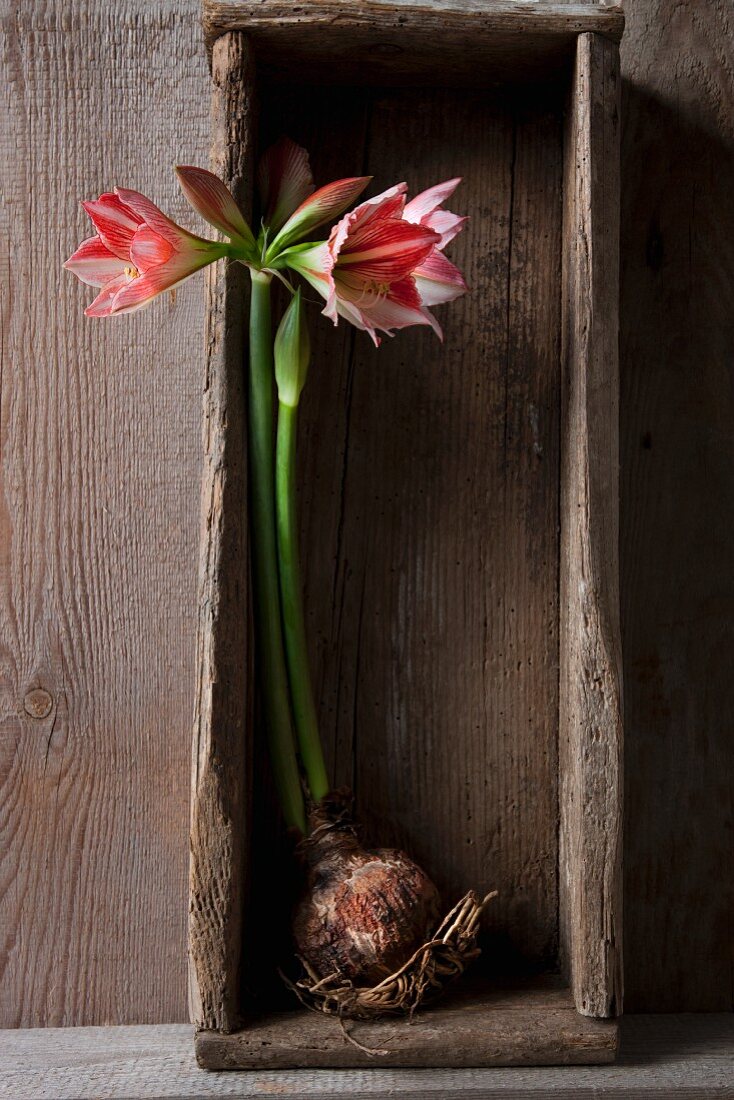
[283,888,498,1023]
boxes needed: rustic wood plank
[0,0,209,1028]
[2,1015,733,1098]
[196,978,617,1069]
[619,0,734,1013]
[189,31,255,1034]
[559,32,623,1019]
[202,0,624,85]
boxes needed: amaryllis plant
[66,139,493,1022]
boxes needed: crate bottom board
[195,976,618,1069]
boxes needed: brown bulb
[293,803,440,986]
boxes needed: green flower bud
[274,288,310,407]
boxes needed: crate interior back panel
[191,1,623,1070]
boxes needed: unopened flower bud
[275,288,310,407]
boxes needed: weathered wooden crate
[190,0,624,1070]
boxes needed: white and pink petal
[413,249,468,306]
[423,209,468,248]
[366,278,437,334]
[84,271,136,317]
[404,178,462,223]
[64,235,127,287]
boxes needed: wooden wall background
[0,0,731,1025]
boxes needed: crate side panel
[189,31,255,1032]
[559,32,623,1018]
[196,978,618,1069]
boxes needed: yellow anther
[124,265,139,279]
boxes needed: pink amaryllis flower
[65,169,253,316]
[284,180,467,345]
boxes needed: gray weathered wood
[1,1016,733,1098]
[189,32,255,1034]
[619,0,734,1013]
[559,32,623,1019]
[196,979,617,1069]
[202,0,624,84]
[0,0,209,1028]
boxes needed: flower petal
[258,137,314,235]
[82,193,142,261]
[365,278,435,332]
[269,176,373,256]
[114,187,203,250]
[84,272,135,317]
[130,225,174,272]
[284,242,332,293]
[176,166,255,247]
[64,235,127,287]
[413,249,468,306]
[404,178,462,223]
[109,251,214,314]
[329,183,407,259]
[332,297,381,345]
[338,221,440,282]
[424,209,468,248]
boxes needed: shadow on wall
[620,79,734,1012]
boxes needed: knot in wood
[23,688,53,720]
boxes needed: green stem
[276,400,330,804]
[248,270,307,835]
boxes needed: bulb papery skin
[292,805,440,985]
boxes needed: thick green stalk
[275,400,330,804]
[248,270,307,834]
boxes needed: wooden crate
[190,0,624,1070]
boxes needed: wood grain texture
[189,33,254,1033]
[559,33,623,1018]
[619,0,734,1012]
[202,0,624,85]
[2,1016,733,1099]
[196,979,617,1069]
[253,81,564,980]
[0,0,209,1027]
[5,0,728,1030]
